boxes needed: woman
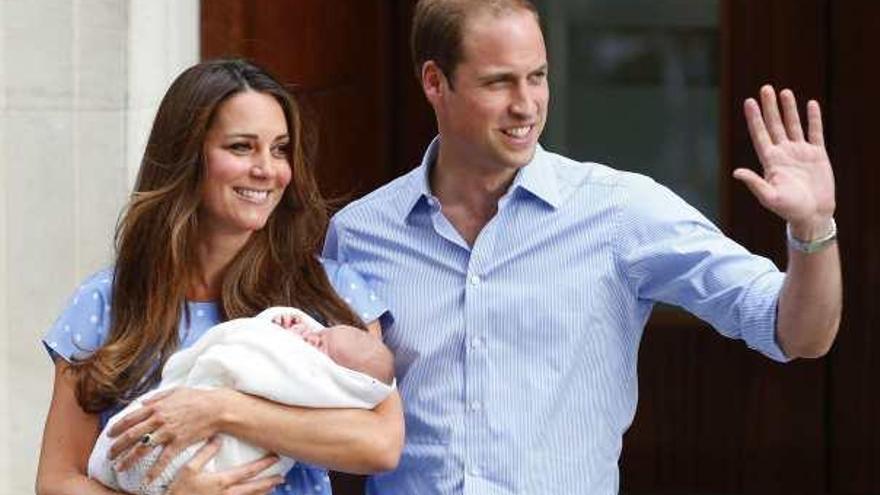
[36,59,403,494]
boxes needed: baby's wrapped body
[88,307,395,495]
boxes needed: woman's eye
[228,142,251,153]
[272,143,291,158]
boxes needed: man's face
[433,9,549,173]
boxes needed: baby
[88,307,395,495]
[273,311,394,386]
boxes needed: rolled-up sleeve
[615,175,790,362]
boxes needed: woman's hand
[108,387,225,479]
[165,438,283,495]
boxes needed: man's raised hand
[734,85,836,240]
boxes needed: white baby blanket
[88,307,394,494]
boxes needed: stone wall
[0,1,198,491]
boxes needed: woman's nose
[250,150,275,178]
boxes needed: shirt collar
[401,137,440,221]
[404,136,561,221]
[511,144,561,209]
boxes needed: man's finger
[807,100,825,147]
[759,85,787,144]
[227,475,284,495]
[779,89,805,142]
[744,98,773,165]
[733,168,777,208]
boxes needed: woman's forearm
[36,472,124,495]
[37,363,125,495]
[214,388,404,474]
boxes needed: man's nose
[510,81,536,117]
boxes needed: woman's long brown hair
[72,60,362,413]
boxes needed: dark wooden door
[622,1,880,493]
[825,1,880,491]
[202,1,880,493]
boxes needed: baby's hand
[271,313,296,328]
[272,313,310,335]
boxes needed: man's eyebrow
[476,64,549,83]
[531,64,549,74]
[476,71,517,83]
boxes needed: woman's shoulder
[42,267,115,363]
[317,257,361,294]
[317,257,386,324]
[317,256,340,275]
[76,267,115,295]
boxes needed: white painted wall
[0,1,198,492]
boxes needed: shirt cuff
[740,271,790,363]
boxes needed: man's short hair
[411,0,539,88]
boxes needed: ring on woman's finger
[140,432,161,448]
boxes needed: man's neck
[430,147,520,245]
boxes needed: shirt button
[469,467,481,477]
[470,336,482,348]
[469,274,481,285]
[470,401,482,411]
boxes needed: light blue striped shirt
[323,138,789,494]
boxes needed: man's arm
[734,85,842,358]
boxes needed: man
[323,0,841,493]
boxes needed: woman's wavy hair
[72,59,363,413]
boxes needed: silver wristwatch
[786,217,838,253]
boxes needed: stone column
[0,1,197,491]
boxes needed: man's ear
[421,61,448,106]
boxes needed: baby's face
[271,313,362,363]
[302,326,367,367]
[271,313,393,384]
